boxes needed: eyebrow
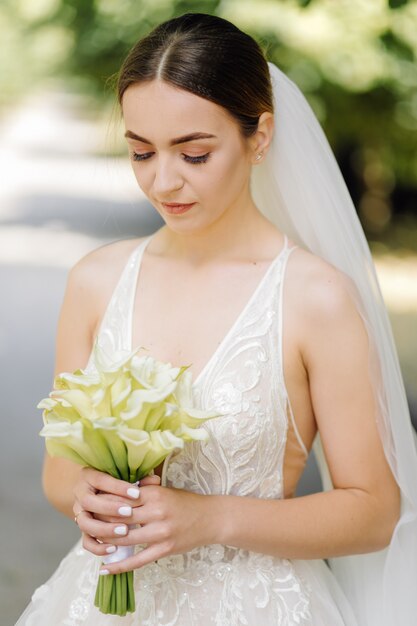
[124,130,217,146]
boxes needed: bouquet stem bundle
[95,570,135,615]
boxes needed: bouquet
[38,340,220,616]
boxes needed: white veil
[251,61,417,626]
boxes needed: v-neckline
[130,233,288,388]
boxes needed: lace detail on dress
[164,285,287,500]
[62,548,98,626]
[24,541,99,626]
[131,546,312,626]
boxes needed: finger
[100,521,167,548]
[77,513,130,542]
[94,493,162,527]
[91,484,163,522]
[94,513,139,524]
[139,475,161,486]
[81,467,142,501]
[73,497,85,519]
[82,533,118,557]
[99,543,168,576]
[94,492,145,512]
[80,492,135,520]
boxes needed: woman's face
[121,79,254,234]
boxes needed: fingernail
[106,546,117,554]
[127,487,140,499]
[118,506,132,517]
[114,525,127,536]
[99,569,110,576]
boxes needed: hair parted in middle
[116,12,274,139]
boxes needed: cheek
[131,166,150,192]
[208,150,248,198]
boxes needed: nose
[152,154,184,196]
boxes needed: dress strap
[85,237,152,371]
[277,241,308,458]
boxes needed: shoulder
[70,236,146,279]
[288,245,357,318]
[69,236,147,287]
[285,244,365,358]
[67,236,148,327]
[54,237,148,376]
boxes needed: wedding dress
[16,232,359,625]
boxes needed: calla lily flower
[92,417,129,481]
[54,369,101,391]
[40,420,118,475]
[119,384,177,422]
[38,397,80,423]
[110,373,132,410]
[117,425,151,473]
[138,430,185,479]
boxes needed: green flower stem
[94,572,136,616]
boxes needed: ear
[249,112,274,164]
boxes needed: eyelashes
[132,152,210,165]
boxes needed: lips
[163,202,194,207]
[162,202,195,214]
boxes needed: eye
[131,152,211,164]
[132,152,152,162]
[183,153,210,164]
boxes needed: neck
[153,194,281,267]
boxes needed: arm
[42,255,98,518]
[213,261,401,558]
[87,260,401,575]
[213,266,400,558]
[43,238,149,518]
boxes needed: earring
[255,152,263,161]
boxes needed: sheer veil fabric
[250,61,417,625]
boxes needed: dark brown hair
[116,13,273,138]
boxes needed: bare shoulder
[286,243,368,370]
[59,236,148,367]
[71,237,146,283]
[70,237,147,309]
[287,243,359,321]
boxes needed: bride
[17,12,417,626]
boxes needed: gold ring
[74,509,85,525]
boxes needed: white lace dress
[16,235,358,625]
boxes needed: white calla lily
[117,426,151,477]
[119,384,177,422]
[49,388,94,420]
[40,420,117,475]
[92,417,129,481]
[54,369,101,390]
[174,423,210,442]
[110,373,132,410]
[138,430,185,479]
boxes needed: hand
[94,484,216,575]
[73,467,160,558]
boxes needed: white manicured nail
[118,506,132,517]
[114,525,127,536]
[99,569,110,576]
[127,487,140,499]
[106,546,117,554]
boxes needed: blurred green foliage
[1,0,416,247]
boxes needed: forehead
[121,80,235,139]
